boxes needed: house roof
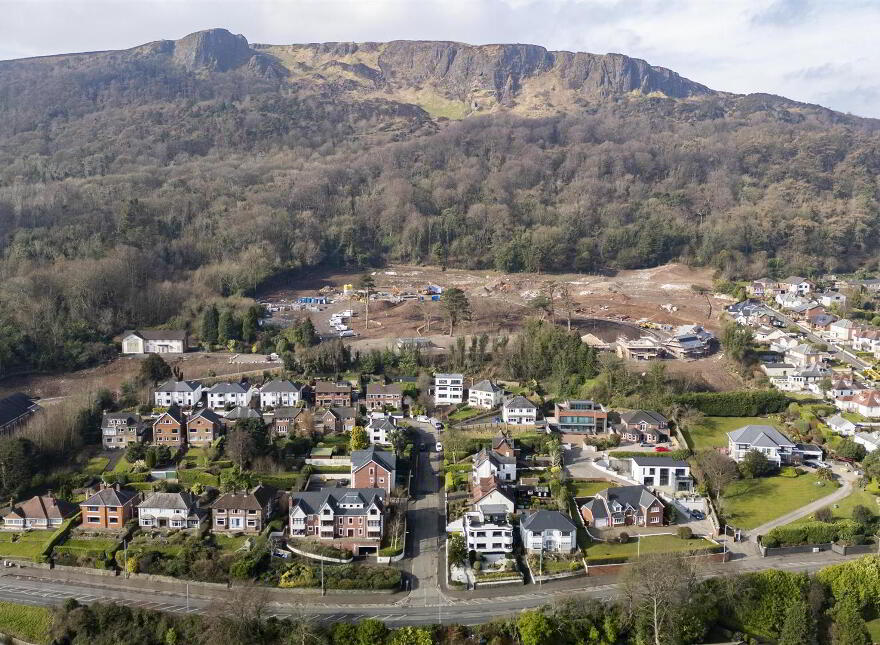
[728,425,795,449]
[289,488,385,516]
[260,379,302,393]
[188,408,223,424]
[630,456,689,468]
[139,491,199,511]
[0,394,40,428]
[472,476,514,506]
[366,383,402,396]
[351,446,397,473]
[125,329,187,341]
[597,485,662,511]
[314,381,352,394]
[826,414,856,430]
[620,410,668,427]
[856,432,880,447]
[473,447,516,468]
[82,486,139,507]
[833,319,855,329]
[101,412,141,427]
[4,495,76,521]
[479,504,510,515]
[492,432,514,451]
[811,314,837,327]
[207,382,247,394]
[156,380,201,393]
[520,509,576,533]
[470,380,502,395]
[156,406,185,424]
[841,391,880,409]
[503,395,536,410]
[224,406,262,420]
[273,406,303,420]
[326,406,356,419]
[434,373,463,380]
[211,485,276,511]
[782,276,808,285]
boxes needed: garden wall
[760,543,832,557]
[305,458,351,467]
[831,543,877,556]
[287,545,353,564]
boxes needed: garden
[570,479,617,497]
[721,472,839,530]
[681,416,776,451]
[0,530,54,560]
[584,532,719,563]
[53,534,120,569]
[0,600,52,644]
[276,558,401,590]
[527,551,583,575]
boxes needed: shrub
[618,532,629,544]
[779,466,798,478]
[815,507,833,523]
[852,504,874,527]
[673,390,790,416]
[677,526,693,540]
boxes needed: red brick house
[351,446,397,495]
[365,383,403,412]
[314,381,353,408]
[616,410,669,444]
[153,405,186,447]
[288,488,385,556]
[186,408,223,447]
[579,485,664,529]
[210,485,277,534]
[80,485,140,531]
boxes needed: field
[0,601,52,644]
[585,534,717,561]
[721,474,840,530]
[682,416,775,451]
[785,488,880,526]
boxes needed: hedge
[610,450,691,460]
[762,520,864,548]
[42,514,80,561]
[672,390,790,416]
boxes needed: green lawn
[572,480,618,497]
[866,617,880,644]
[722,474,840,530]
[83,456,110,476]
[0,601,52,644]
[449,406,488,422]
[56,537,117,553]
[585,534,717,561]
[785,487,880,526]
[212,534,248,553]
[113,455,133,473]
[682,416,775,451]
[0,531,54,560]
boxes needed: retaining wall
[759,543,832,557]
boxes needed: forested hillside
[1,28,879,375]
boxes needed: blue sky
[2,0,878,118]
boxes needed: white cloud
[1,0,878,117]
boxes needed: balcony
[320,520,334,527]
[320,531,335,539]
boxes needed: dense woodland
[2,39,880,375]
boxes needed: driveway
[564,447,631,484]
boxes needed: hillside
[0,28,879,375]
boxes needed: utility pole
[637,533,641,559]
[539,543,543,587]
[186,582,189,611]
[123,539,128,578]
[321,558,325,596]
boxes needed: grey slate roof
[503,395,536,410]
[520,509,576,533]
[351,446,397,473]
[82,487,139,507]
[101,412,141,427]
[479,504,509,515]
[473,447,516,467]
[289,488,385,516]
[630,456,689,468]
[273,406,302,420]
[619,410,668,427]
[207,382,247,394]
[125,329,187,341]
[188,408,223,424]
[727,425,795,449]
[470,380,502,394]
[139,491,199,511]
[156,380,201,393]
[211,485,276,511]
[260,379,301,393]
[224,406,262,421]
[826,414,855,430]
[366,383,402,395]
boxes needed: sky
[2,0,879,118]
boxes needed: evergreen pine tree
[201,305,219,344]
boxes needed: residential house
[776,293,811,310]
[288,488,385,556]
[80,485,140,530]
[501,396,538,425]
[781,276,812,296]
[319,407,357,433]
[826,414,857,436]
[224,406,263,423]
[211,485,277,534]
[664,333,709,359]
[351,446,397,495]
[153,406,186,447]
[854,432,880,453]
[259,380,303,409]
[455,506,514,554]
[491,432,517,459]
[810,312,837,331]
[615,336,662,360]
[473,445,517,484]
[433,373,464,405]
[366,415,396,446]
[749,279,781,298]
[852,329,880,356]
[314,381,353,408]
[555,400,608,437]
[206,382,257,410]
[754,326,789,344]
[830,319,857,342]
[837,391,880,418]
[761,362,797,379]
[628,456,693,491]
[2,495,77,530]
[0,393,40,435]
[616,410,669,444]
[471,477,516,514]
[727,425,796,466]
[468,380,504,409]
[786,344,825,367]
[101,412,146,449]
[776,364,830,392]
[122,330,187,354]
[829,378,864,400]
[520,510,577,554]
[364,383,403,412]
[580,485,664,529]
[186,408,223,446]
[138,492,205,530]
[271,407,308,437]
[154,380,203,408]
[819,292,847,309]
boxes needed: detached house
[580,485,664,529]
[288,488,385,556]
[819,292,847,308]
[628,456,692,491]
[80,485,140,530]
[454,505,514,555]
[211,485,277,534]
[259,380,303,409]
[186,408,223,446]
[365,383,403,412]
[473,433,518,483]
[271,407,308,437]
[2,495,77,530]
[320,407,357,433]
[153,406,186,447]
[138,492,205,530]
[206,382,257,410]
[471,476,516,514]
[727,425,796,466]
[616,410,669,444]
[122,330,187,354]
[830,319,857,342]
[555,400,608,437]
[781,276,812,296]
[351,446,397,495]
[502,396,538,425]
[520,510,577,554]
[314,381,353,408]
[154,380,203,408]
[366,415,396,446]
[837,391,880,419]
[433,373,464,405]
[468,380,504,409]
[826,413,857,436]
[101,412,147,449]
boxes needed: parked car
[435,442,443,452]
[433,421,444,431]
[416,415,430,423]
[689,510,705,520]
[654,446,670,452]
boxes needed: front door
[230,517,243,530]
[347,529,354,537]
[158,518,167,528]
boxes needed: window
[348,517,353,524]
[247,519,256,527]
[87,506,98,512]
[217,518,226,526]
[87,516,100,523]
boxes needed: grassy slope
[571,480,618,497]
[683,416,776,451]
[0,601,52,644]
[586,534,716,559]
[722,474,839,530]
[784,487,880,526]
